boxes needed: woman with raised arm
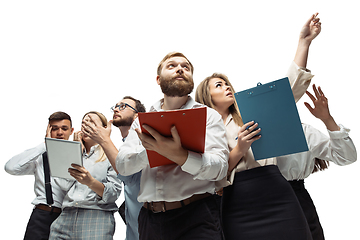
[195,13,321,240]
[276,85,357,240]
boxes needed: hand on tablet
[68,164,95,186]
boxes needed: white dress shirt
[4,143,66,208]
[55,144,122,211]
[116,96,229,202]
[277,124,357,181]
[217,61,314,187]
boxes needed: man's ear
[156,75,160,85]
[71,128,74,135]
[133,113,138,120]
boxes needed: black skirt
[289,180,325,240]
[222,165,312,240]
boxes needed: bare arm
[294,13,322,68]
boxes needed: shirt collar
[149,96,203,112]
[83,144,98,158]
[224,113,233,126]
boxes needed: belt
[35,204,62,213]
[143,193,212,213]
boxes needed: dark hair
[48,111,72,127]
[123,96,146,113]
[312,158,330,173]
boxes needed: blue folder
[234,77,308,160]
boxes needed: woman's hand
[299,12,321,44]
[305,84,340,131]
[69,164,105,197]
[234,121,262,155]
[68,164,95,187]
[228,121,262,172]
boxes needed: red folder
[138,107,207,168]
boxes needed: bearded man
[116,52,229,240]
[111,96,146,140]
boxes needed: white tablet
[45,138,83,180]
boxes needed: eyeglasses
[111,103,138,113]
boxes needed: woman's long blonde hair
[195,73,243,126]
[82,111,108,163]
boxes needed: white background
[1,1,359,239]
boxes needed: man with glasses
[82,96,146,240]
[5,111,74,240]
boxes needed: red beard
[159,74,194,97]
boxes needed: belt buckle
[150,201,166,213]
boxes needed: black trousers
[138,195,223,240]
[289,180,325,240]
[24,207,61,240]
[222,165,312,240]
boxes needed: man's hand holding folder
[136,107,206,168]
[135,125,188,166]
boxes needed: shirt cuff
[288,61,314,103]
[328,124,350,139]
[181,151,202,175]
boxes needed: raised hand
[294,13,322,69]
[304,84,340,131]
[299,12,322,43]
[73,131,85,152]
[45,124,52,138]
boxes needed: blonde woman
[49,111,122,240]
[196,73,312,240]
[195,13,322,240]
